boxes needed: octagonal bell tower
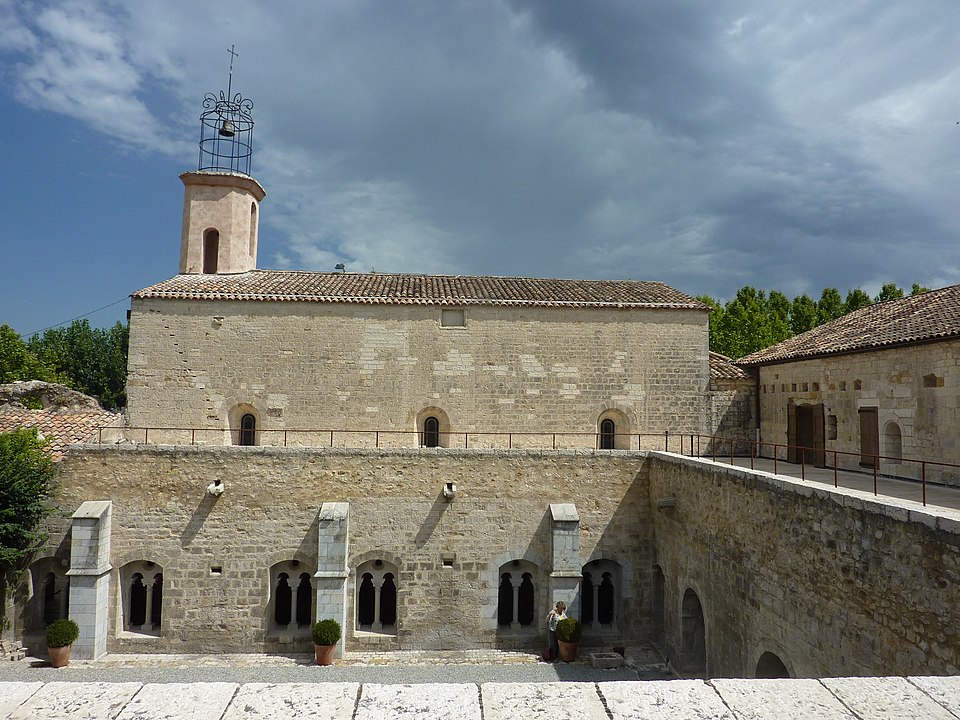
[180,48,266,275]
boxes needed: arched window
[239,413,257,446]
[517,573,535,626]
[580,559,620,634]
[884,422,903,463]
[203,229,220,274]
[274,573,292,626]
[130,574,148,627]
[249,203,258,259]
[422,416,440,448]
[355,560,399,633]
[597,572,615,624]
[150,574,163,628]
[498,574,514,626]
[496,559,540,631]
[269,561,313,635]
[296,573,312,627]
[358,573,376,626]
[416,407,450,448]
[599,418,616,450]
[120,561,163,636]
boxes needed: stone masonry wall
[756,339,960,484]
[28,446,652,654]
[649,453,960,678]
[125,299,709,447]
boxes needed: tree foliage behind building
[0,428,58,630]
[0,321,128,410]
[700,282,928,359]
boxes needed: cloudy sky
[2,0,959,336]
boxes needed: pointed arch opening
[496,559,541,632]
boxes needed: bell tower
[179,46,266,275]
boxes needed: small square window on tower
[440,309,466,328]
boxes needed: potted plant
[555,617,581,662]
[46,618,80,668]
[311,618,342,666]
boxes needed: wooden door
[859,407,879,468]
[786,403,798,463]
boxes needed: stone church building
[12,93,958,680]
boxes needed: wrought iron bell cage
[198,90,255,175]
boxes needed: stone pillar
[314,502,349,659]
[65,501,112,660]
[549,503,582,619]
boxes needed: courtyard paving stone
[222,682,360,720]
[7,681,141,720]
[481,681,608,720]
[114,682,238,720]
[600,679,735,719]
[711,678,857,720]
[355,682,481,720]
[907,676,960,716]
[820,676,958,720]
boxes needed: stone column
[65,501,112,660]
[314,502,349,659]
[549,503,582,619]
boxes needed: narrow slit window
[422,416,440,448]
[239,413,257,446]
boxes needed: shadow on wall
[180,493,218,548]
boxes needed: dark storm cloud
[3,0,959,309]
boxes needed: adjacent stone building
[739,287,960,485]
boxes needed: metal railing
[93,426,959,508]
[693,434,960,508]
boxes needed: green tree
[911,283,930,295]
[0,428,57,630]
[790,294,818,335]
[0,325,61,385]
[816,288,845,325]
[29,321,129,410]
[875,282,904,302]
[843,288,872,313]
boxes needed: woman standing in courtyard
[546,601,567,662]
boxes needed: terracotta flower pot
[314,642,337,666]
[49,644,72,668]
[557,639,578,663]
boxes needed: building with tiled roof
[0,382,121,461]
[738,287,960,479]
[133,270,707,310]
[739,284,960,365]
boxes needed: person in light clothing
[546,601,567,662]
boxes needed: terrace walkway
[701,455,960,511]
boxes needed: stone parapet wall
[30,446,653,654]
[649,453,960,678]
[125,299,709,443]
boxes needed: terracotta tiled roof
[710,352,752,381]
[0,408,121,461]
[739,285,960,365]
[132,271,707,310]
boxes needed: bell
[218,118,236,138]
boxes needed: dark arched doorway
[756,651,790,678]
[680,588,706,677]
